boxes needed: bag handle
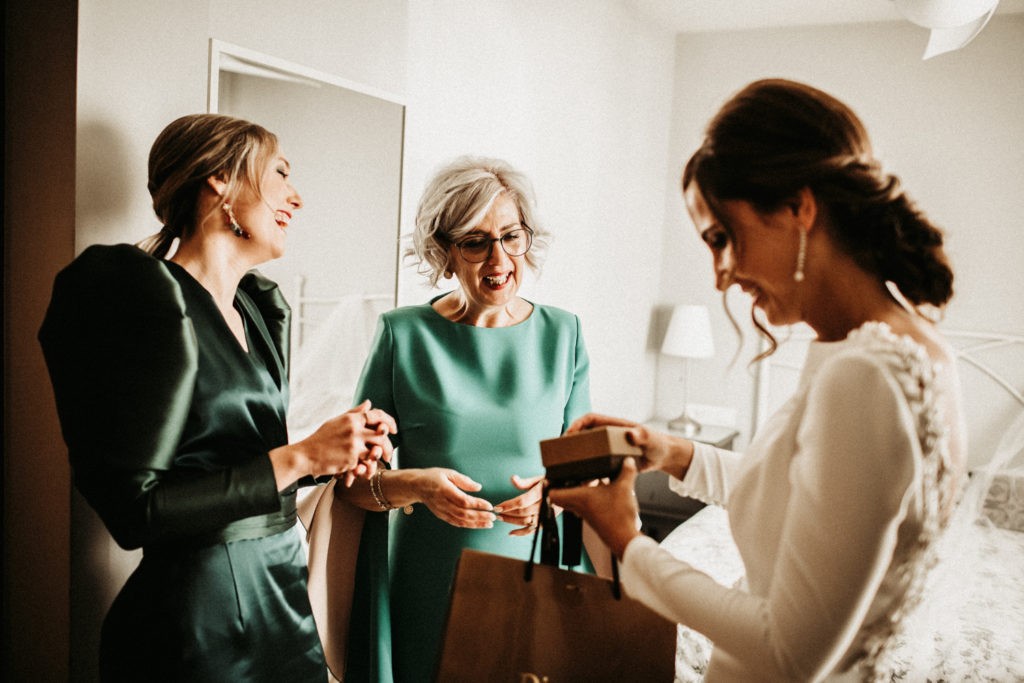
[525,483,621,599]
[524,486,554,580]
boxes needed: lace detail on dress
[842,323,955,681]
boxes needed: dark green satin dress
[352,298,592,682]
[39,245,326,682]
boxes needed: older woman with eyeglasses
[335,156,592,682]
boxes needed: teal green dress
[353,296,592,682]
[38,245,326,682]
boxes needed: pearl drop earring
[793,228,807,282]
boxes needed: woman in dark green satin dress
[39,114,396,682]
[329,157,593,682]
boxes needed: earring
[793,228,807,282]
[222,203,249,239]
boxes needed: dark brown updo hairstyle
[137,113,279,259]
[683,78,954,357]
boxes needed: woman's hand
[565,412,640,434]
[400,468,497,529]
[566,412,694,480]
[547,457,643,559]
[494,474,545,536]
[270,400,397,490]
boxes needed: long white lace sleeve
[621,352,922,681]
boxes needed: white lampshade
[893,0,1000,59]
[661,305,715,360]
[894,0,998,28]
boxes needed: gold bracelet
[370,471,394,511]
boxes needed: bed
[659,328,1024,682]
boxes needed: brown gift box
[539,427,642,485]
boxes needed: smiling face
[447,192,528,314]
[685,181,805,327]
[230,148,303,262]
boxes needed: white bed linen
[661,477,1024,682]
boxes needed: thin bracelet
[370,470,395,510]
[370,470,414,514]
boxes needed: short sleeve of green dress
[352,298,592,682]
[38,244,327,682]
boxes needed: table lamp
[661,304,715,437]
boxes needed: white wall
[402,0,676,419]
[656,17,1024,447]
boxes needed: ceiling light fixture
[893,0,1001,58]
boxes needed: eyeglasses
[454,226,534,263]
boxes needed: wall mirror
[210,40,404,438]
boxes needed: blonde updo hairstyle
[138,113,279,259]
[409,156,550,287]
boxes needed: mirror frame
[208,39,406,118]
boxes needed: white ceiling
[628,0,1024,34]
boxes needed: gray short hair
[408,156,550,286]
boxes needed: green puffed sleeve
[39,245,281,549]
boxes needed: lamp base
[667,413,702,438]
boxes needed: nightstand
[635,422,738,542]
